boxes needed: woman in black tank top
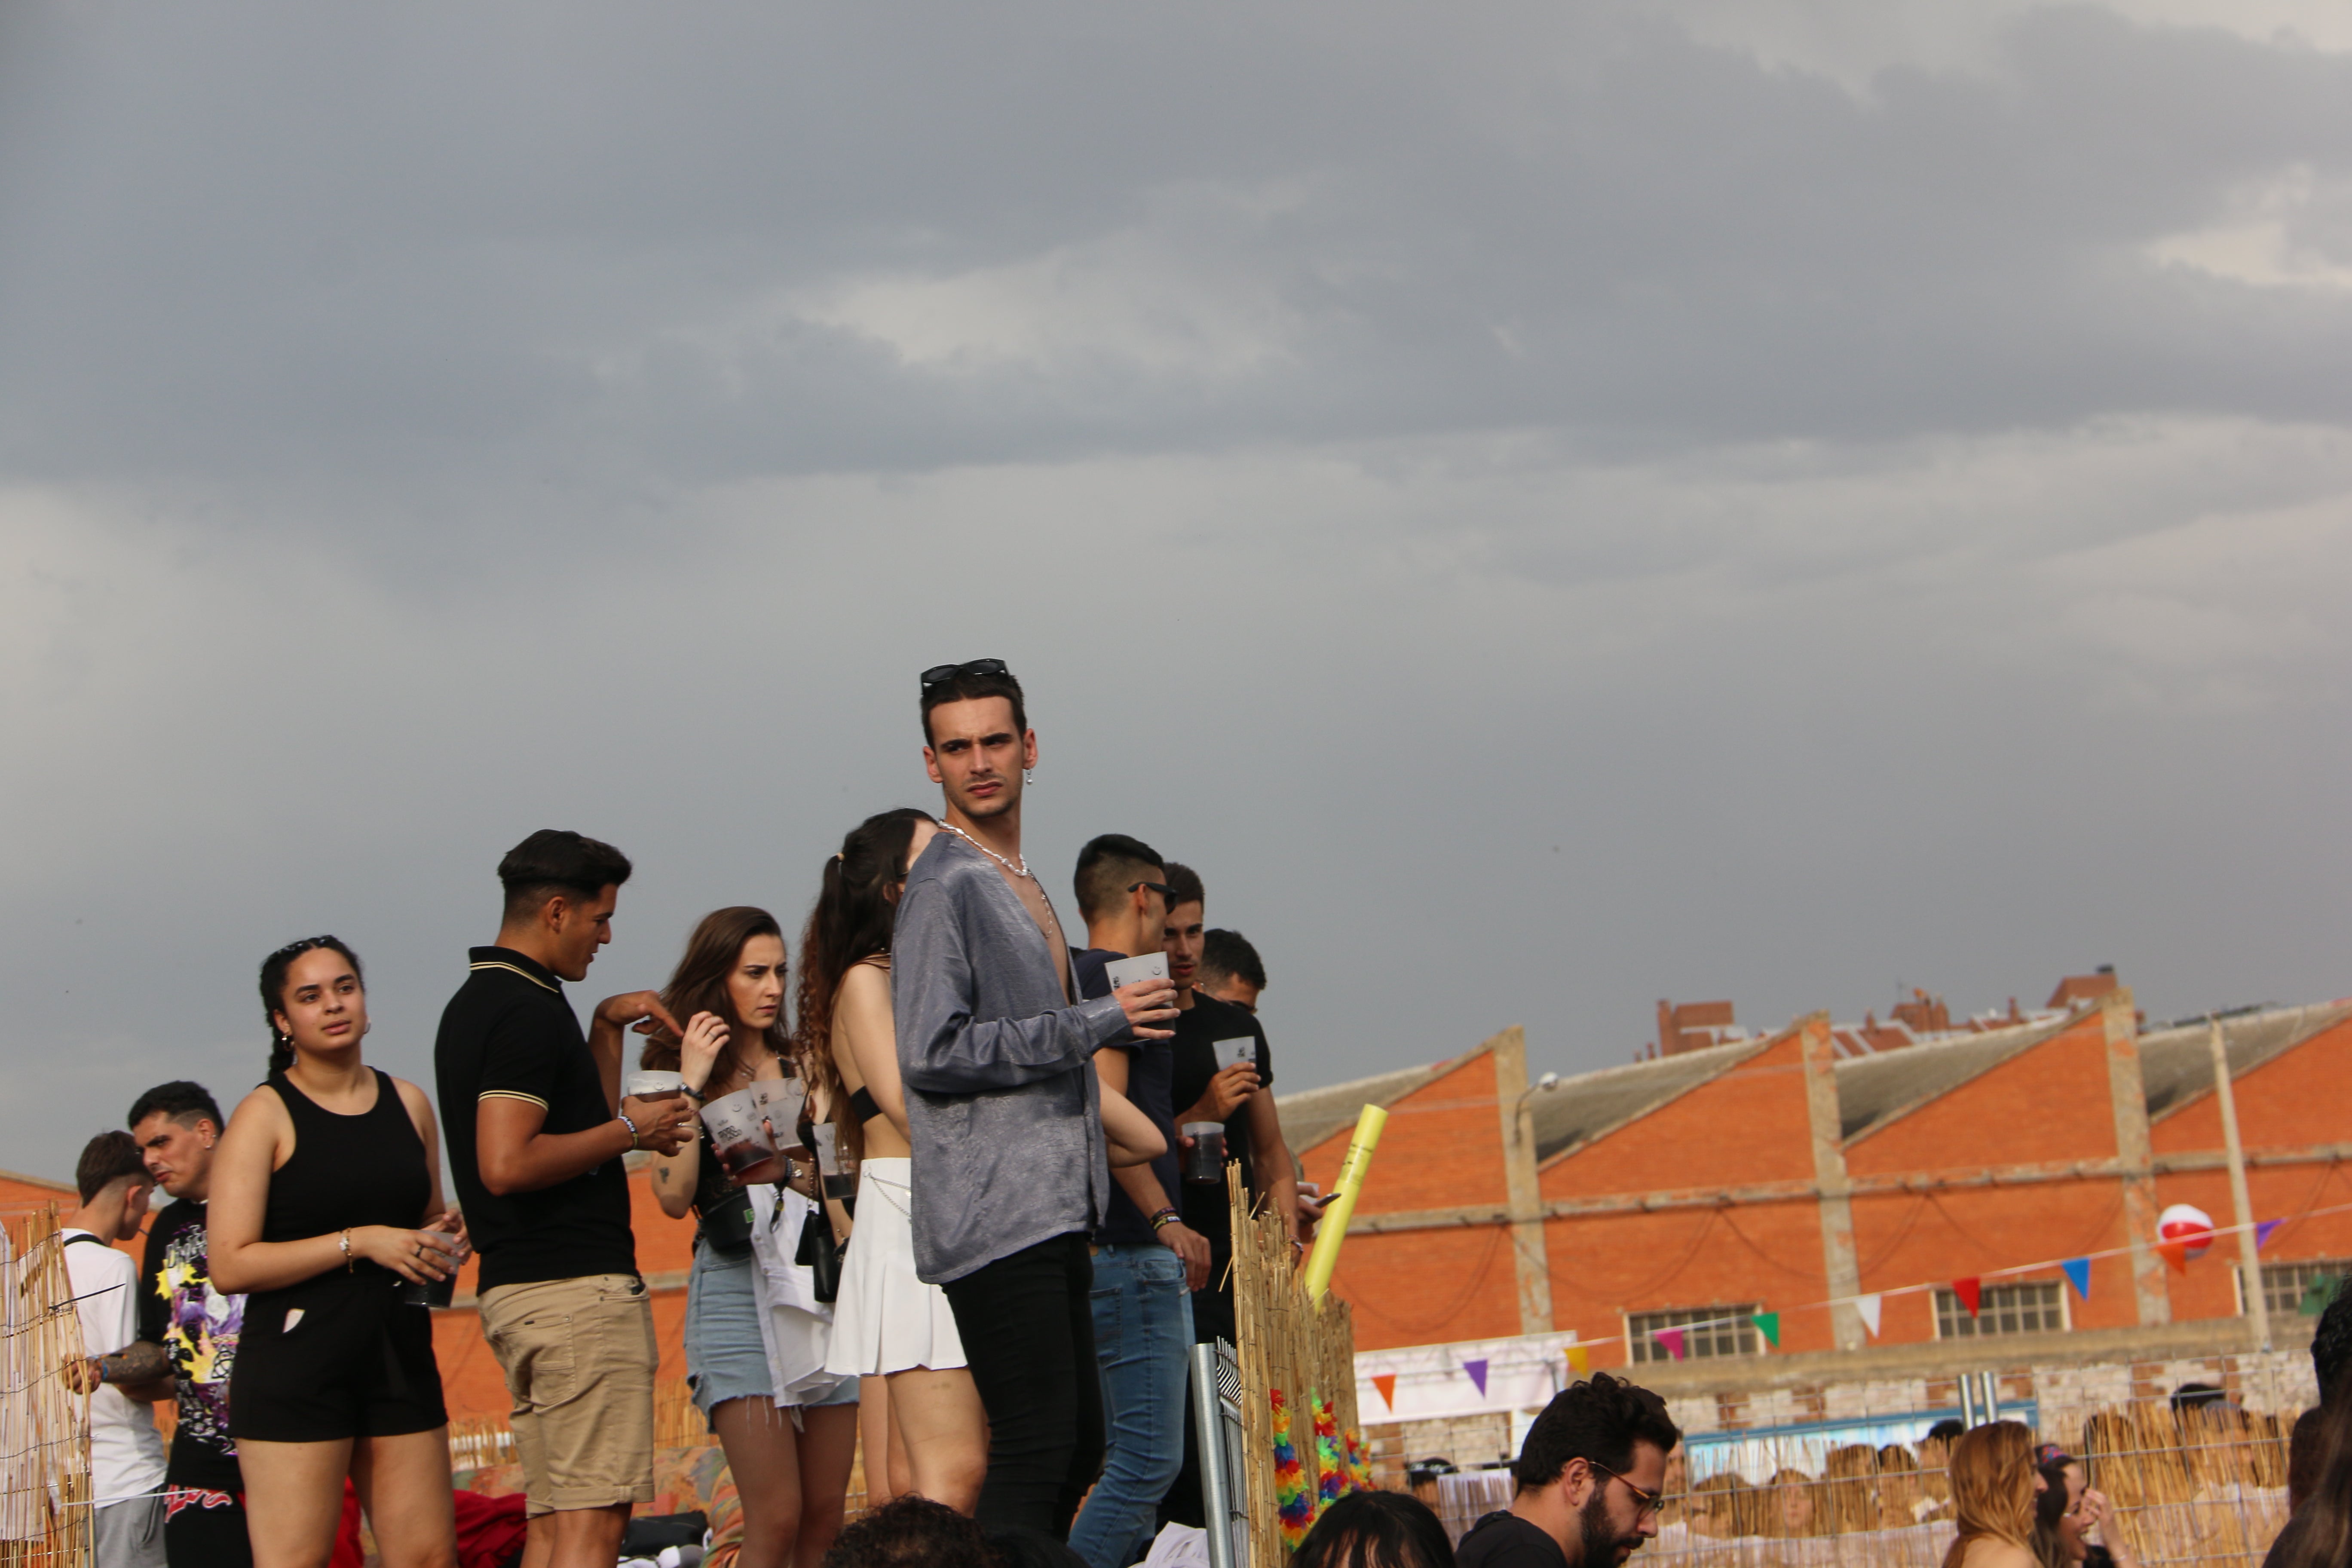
[209,937,464,1568]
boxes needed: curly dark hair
[818,1495,994,1568]
[1514,1372,1682,1492]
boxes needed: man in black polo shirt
[435,829,694,1568]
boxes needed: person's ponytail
[267,1032,296,1076]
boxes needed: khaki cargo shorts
[479,1274,657,1517]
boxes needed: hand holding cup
[1114,977,1179,1039]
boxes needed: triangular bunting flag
[1463,1359,1489,1396]
[1750,1311,1781,1349]
[1371,1374,1397,1411]
[2257,1220,2284,1251]
[1654,1328,1687,1361]
[2303,1278,2341,1317]
[2061,1259,2092,1302]
[1853,1294,1882,1337]
[2158,1241,2189,1275]
[1953,1277,1982,1317]
[1565,1345,1589,1376]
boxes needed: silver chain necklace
[940,821,1032,879]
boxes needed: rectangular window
[1626,1304,1761,1364]
[1934,1281,2066,1339]
[2241,1258,2352,1319]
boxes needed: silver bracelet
[617,1111,640,1148]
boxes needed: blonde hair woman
[1944,1422,2046,1568]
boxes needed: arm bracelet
[1149,1208,1180,1231]
[339,1229,353,1272]
[617,1111,641,1149]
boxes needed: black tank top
[262,1067,431,1262]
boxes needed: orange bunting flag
[1566,1345,1589,1376]
[1372,1374,1397,1411]
[2157,1241,2190,1274]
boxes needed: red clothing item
[453,1489,530,1568]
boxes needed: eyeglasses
[1587,1460,1664,1519]
[920,658,1010,692]
[1127,880,1176,901]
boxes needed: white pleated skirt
[822,1158,968,1376]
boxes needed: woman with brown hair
[801,808,1167,1513]
[644,907,857,1568]
[1945,1421,2046,1568]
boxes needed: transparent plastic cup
[1182,1121,1227,1183]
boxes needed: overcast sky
[3,1,2348,1182]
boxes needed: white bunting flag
[1853,1293,1882,1338]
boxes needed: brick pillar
[1489,1026,1555,1336]
[1801,1014,1866,1350]
[2103,987,2171,1326]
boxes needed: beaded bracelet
[1149,1208,1180,1231]
[617,1111,641,1149]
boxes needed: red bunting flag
[1654,1327,1687,1361]
[1953,1277,1982,1317]
[1371,1374,1397,1411]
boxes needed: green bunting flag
[2302,1278,2343,1317]
[1751,1311,1781,1348]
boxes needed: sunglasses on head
[272,935,340,960]
[920,658,1010,692]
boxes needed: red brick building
[1283,982,2352,1367]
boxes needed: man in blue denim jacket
[894,659,1176,1540]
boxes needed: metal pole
[2211,1017,2273,1352]
[1191,1342,1243,1568]
[1957,1375,1977,1428]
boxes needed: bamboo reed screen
[0,1208,92,1567]
[1230,1163,1360,1568]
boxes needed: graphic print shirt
[137,1199,245,1490]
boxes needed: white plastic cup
[623,1069,686,1102]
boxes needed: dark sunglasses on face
[920,658,1010,692]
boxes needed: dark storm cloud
[6,3,2352,500]
[1,2,2349,1180]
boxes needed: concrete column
[1801,1014,1866,1351]
[1489,1025,1556,1336]
[2103,988,2171,1326]
[2211,1017,2272,1351]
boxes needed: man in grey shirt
[894,658,1176,1540]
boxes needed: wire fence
[0,1209,92,1567]
[1414,1354,2309,1568]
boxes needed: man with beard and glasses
[894,659,1179,1540]
[1457,1373,1681,1568]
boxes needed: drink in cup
[811,1124,857,1205]
[622,1069,686,1102]
[1213,1038,1256,1074]
[396,1233,470,1309]
[1182,1121,1227,1183]
[700,1087,787,1185]
[752,1077,808,1148]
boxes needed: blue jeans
[1068,1244,1194,1568]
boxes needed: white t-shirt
[61,1231,167,1506]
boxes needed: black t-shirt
[138,1199,242,1490]
[434,946,636,1291]
[1456,1512,1568,1568]
[1166,992,1274,1251]
[1074,947,1181,1248]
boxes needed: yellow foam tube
[1302,1104,1387,1300]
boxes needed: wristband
[1149,1208,1180,1231]
[618,1112,641,1149]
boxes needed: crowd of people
[56,659,1308,1568]
[44,653,2352,1568]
